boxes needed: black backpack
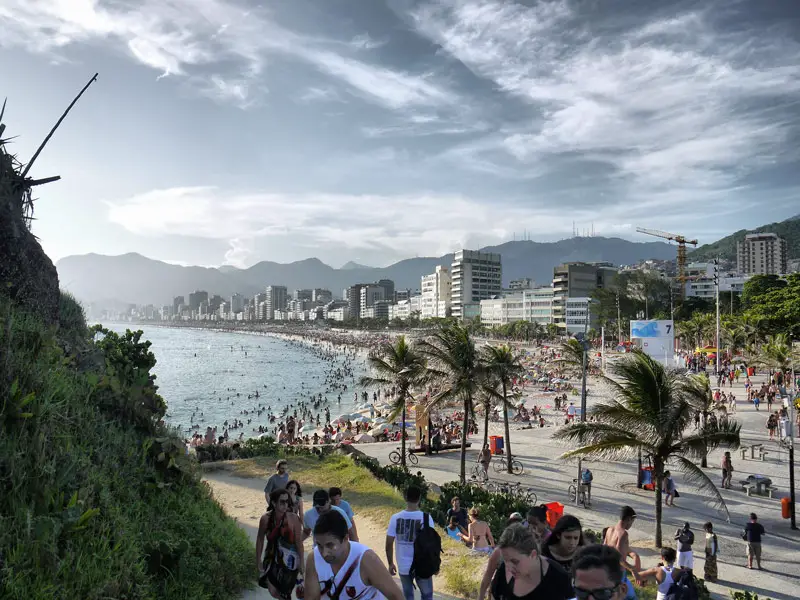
[664,569,699,600]
[409,513,442,579]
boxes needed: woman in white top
[636,547,678,600]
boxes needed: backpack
[581,469,593,484]
[664,569,699,600]
[409,513,442,579]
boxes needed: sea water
[105,324,367,437]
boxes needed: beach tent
[354,434,375,443]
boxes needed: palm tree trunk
[460,395,469,483]
[701,410,708,468]
[483,400,490,449]
[401,404,407,468]
[503,380,513,473]
[654,458,664,547]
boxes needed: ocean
[105,324,367,438]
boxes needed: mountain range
[689,213,800,262]
[57,237,679,309]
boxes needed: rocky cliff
[0,114,60,323]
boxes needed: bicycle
[490,481,537,505]
[388,447,418,466]
[492,456,524,475]
[568,478,588,507]
[471,462,489,481]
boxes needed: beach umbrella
[354,433,375,443]
[334,431,353,442]
[368,426,386,436]
[352,415,370,423]
[340,439,353,445]
[300,424,316,432]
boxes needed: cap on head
[313,489,330,506]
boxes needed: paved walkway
[355,372,799,600]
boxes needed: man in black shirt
[446,496,468,531]
[744,512,766,569]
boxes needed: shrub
[0,299,254,599]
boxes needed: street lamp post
[574,331,590,506]
[714,258,721,375]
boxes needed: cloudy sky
[2,0,799,268]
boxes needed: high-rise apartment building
[736,233,788,275]
[265,285,288,320]
[230,293,245,314]
[188,290,209,311]
[172,295,185,314]
[421,266,452,319]
[450,250,502,320]
[551,262,617,331]
[347,284,367,320]
[359,285,385,318]
[295,289,314,302]
[375,279,395,303]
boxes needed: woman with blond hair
[459,507,495,553]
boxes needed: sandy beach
[203,344,799,600]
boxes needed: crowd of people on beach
[254,455,772,600]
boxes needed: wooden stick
[21,73,98,179]
[27,175,61,187]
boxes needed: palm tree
[681,374,717,468]
[360,335,427,468]
[721,322,746,357]
[677,313,714,350]
[417,322,483,483]
[555,338,590,376]
[483,344,526,473]
[553,350,741,546]
[752,333,800,380]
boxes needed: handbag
[674,489,680,498]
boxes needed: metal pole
[715,258,721,375]
[575,315,589,506]
[790,386,797,529]
[616,291,622,344]
[601,326,605,372]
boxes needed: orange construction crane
[635,228,698,296]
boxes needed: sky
[2,0,799,269]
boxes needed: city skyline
[3,0,800,268]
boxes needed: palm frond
[673,456,731,521]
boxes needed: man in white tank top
[305,510,403,600]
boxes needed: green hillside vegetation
[690,214,800,262]
[0,293,253,599]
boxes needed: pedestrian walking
[304,490,354,541]
[264,460,290,503]
[721,452,733,489]
[634,547,676,600]
[743,513,765,570]
[386,485,438,600]
[490,523,574,600]
[446,496,469,531]
[257,488,304,600]
[663,471,677,506]
[329,486,359,542]
[674,523,694,571]
[573,544,629,600]
[305,510,403,600]
[603,506,639,600]
[703,522,719,582]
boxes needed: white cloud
[411,0,800,202]
[106,185,667,266]
[0,0,456,110]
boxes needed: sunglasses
[574,584,621,600]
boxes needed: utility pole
[575,316,590,506]
[616,291,622,344]
[714,258,721,375]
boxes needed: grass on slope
[0,294,253,599]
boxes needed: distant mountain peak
[341,261,372,270]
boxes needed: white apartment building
[230,293,245,314]
[265,285,288,320]
[737,233,788,275]
[451,249,502,320]
[421,265,452,319]
[683,262,750,299]
[480,287,555,327]
[564,297,593,335]
[359,285,385,318]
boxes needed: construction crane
[635,228,698,295]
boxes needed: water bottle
[296,577,305,600]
